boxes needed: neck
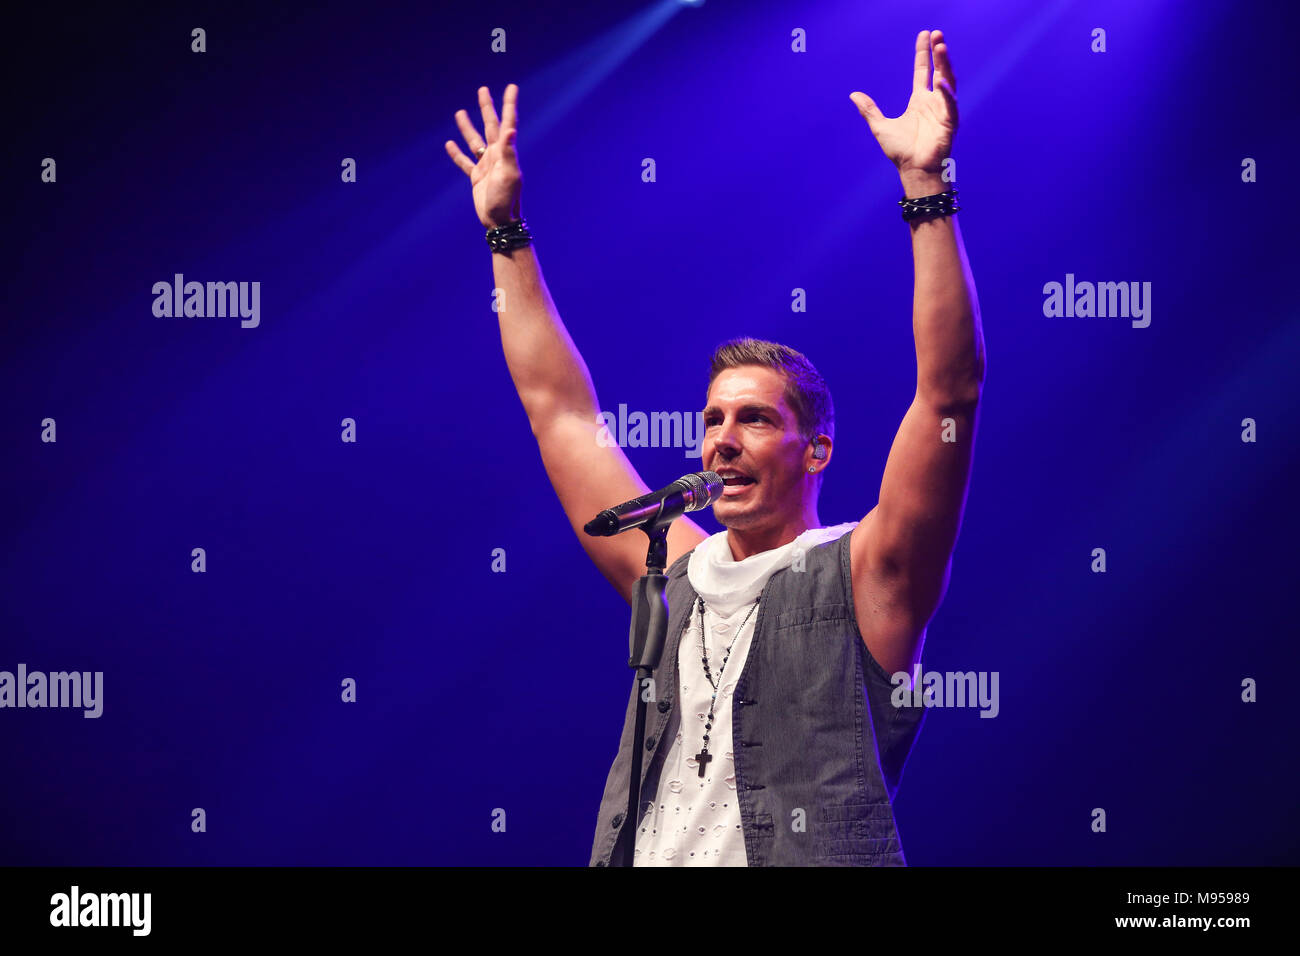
[725,505,821,561]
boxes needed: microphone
[583,471,723,537]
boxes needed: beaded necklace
[692,596,759,779]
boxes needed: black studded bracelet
[485,217,534,252]
[899,187,960,222]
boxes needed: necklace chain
[695,597,758,763]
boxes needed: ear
[807,437,831,476]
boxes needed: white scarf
[686,522,857,619]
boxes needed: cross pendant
[694,750,712,778]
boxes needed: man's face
[702,366,809,530]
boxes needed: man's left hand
[850,29,959,179]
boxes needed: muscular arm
[847,32,985,676]
[448,85,706,605]
[851,169,984,676]
[491,243,707,602]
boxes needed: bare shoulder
[849,508,922,676]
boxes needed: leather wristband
[486,217,534,252]
[899,188,960,222]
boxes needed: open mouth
[720,474,756,495]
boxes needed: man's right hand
[445,84,523,229]
[450,82,710,603]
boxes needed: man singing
[446,28,984,866]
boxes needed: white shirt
[633,597,757,865]
[632,521,857,867]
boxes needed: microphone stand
[613,521,670,867]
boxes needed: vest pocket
[814,801,901,862]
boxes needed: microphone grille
[685,471,724,510]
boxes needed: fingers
[448,85,518,176]
[849,91,884,135]
[500,83,518,137]
[478,85,501,144]
[931,29,956,95]
[445,139,476,176]
[934,78,958,127]
[912,29,932,94]
[454,106,487,159]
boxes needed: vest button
[657,699,671,713]
[611,812,624,829]
[645,736,657,750]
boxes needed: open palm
[446,84,523,228]
[850,30,958,176]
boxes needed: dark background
[2,0,1295,865]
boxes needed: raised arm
[846,31,986,676]
[445,85,707,602]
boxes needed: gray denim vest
[589,524,927,866]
